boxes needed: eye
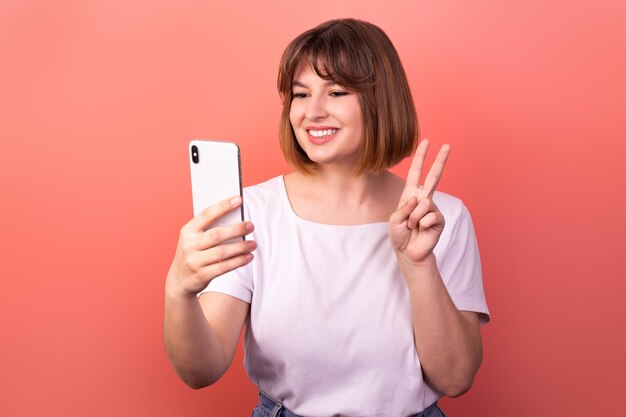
[292,92,308,99]
[330,91,350,97]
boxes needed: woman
[164,18,490,417]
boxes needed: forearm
[400,254,482,397]
[163,285,228,389]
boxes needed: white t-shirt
[200,176,490,417]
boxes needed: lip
[306,126,340,145]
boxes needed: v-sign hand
[389,139,451,265]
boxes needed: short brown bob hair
[277,18,419,175]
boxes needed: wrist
[396,252,438,272]
[165,277,199,303]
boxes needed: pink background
[1,1,624,415]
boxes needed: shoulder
[432,190,476,250]
[240,176,285,221]
[432,190,467,222]
[242,176,283,204]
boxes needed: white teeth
[309,129,337,137]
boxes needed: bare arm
[164,290,249,388]
[163,196,256,388]
[398,255,482,397]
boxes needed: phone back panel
[189,140,243,231]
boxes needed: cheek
[289,103,302,127]
[288,106,306,144]
[344,105,364,135]
[343,98,363,126]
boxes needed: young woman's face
[289,61,364,170]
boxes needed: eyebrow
[292,80,337,88]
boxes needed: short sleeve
[437,203,490,324]
[197,260,253,303]
[196,197,255,303]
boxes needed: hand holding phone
[166,195,256,296]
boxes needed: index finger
[189,195,243,232]
[405,139,429,188]
[422,144,451,197]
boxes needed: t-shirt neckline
[275,175,390,231]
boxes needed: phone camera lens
[191,145,199,163]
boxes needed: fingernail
[245,222,254,232]
[230,196,242,206]
[248,241,257,250]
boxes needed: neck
[283,167,406,225]
[299,167,395,205]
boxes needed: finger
[389,196,418,225]
[406,197,433,229]
[423,144,450,197]
[401,139,430,203]
[418,211,444,230]
[201,253,254,280]
[188,195,243,233]
[191,240,257,268]
[196,221,254,250]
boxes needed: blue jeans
[251,390,447,417]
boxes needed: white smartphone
[189,140,244,238]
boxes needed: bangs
[278,24,375,97]
[306,37,374,91]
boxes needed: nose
[305,93,328,121]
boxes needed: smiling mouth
[307,128,338,138]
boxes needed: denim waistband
[257,390,300,417]
[256,390,445,417]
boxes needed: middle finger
[422,144,451,197]
[195,239,257,267]
[197,221,254,250]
